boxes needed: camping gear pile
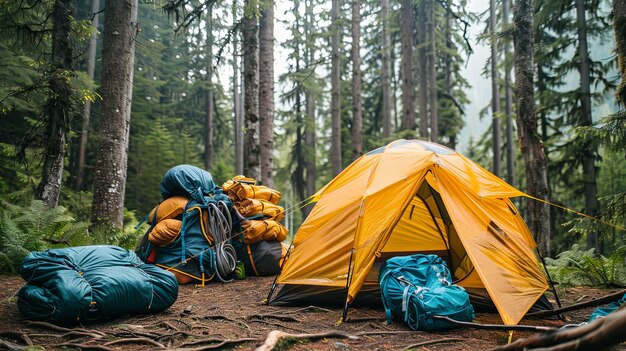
[222,176,289,277]
[379,254,474,331]
[269,139,553,326]
[135,167,289,284]
[17,246,178,324]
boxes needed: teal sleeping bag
[379,254,474,331]
[18,245,178,324]
[588,293,626,323]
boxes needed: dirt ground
[0,274,623,351]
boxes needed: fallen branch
[103,337,166,348]
[493,306,626,351]
[255,330,361,351]
[403,338,465,350]
[432,316,556,332]
[525,289,626,319]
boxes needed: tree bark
[233,0,244,175]
[35,0,74,208]
[490,0,501,177]
[381,0,392,137]
[615,0,626,105]
[417,1,428,138]
[243,0,260,179]
[576,0,599,251]
[75,0,99,191]
[503,0,515,186]
[428,0,438,142]
[259,0,274,187]
[400,0,415,131]
[331,0,342,176]
[351,0,362,160]
[205,5,214,171]
[91,0,137,229]
[513,0,550,254]
[305,0,316,205]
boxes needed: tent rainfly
[268,139,554,326]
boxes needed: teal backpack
[378,254,475,331]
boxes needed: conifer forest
[1,0,626,349]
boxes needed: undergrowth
[546,244,626,288]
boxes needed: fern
[546,244,626,287]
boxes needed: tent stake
[340,249,355,323]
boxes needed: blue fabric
[18,246,178,324]
[378,254,475,331]
[160,165,216,203]
[588,293,626,323]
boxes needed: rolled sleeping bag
[148,196,189,223]
[148,219,182,246]
[235,198,284,222]
[241,219,288,245]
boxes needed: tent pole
[265,240,296,305]
[537,249,562,309]
[341,249,355,323]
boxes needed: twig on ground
[177,337,258,350]
[103,337,166,348]
[403,338,465,350]
[432,316,556,332]
[248,319,308,333]
[246,313,301,322]
[288,305,332,314]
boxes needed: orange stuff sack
[148,219,182,246]
[235,198,284,222]
[222,176,281,204]
[241,219,288,244]
[148,196,189,223]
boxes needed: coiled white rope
[207,201,237,282]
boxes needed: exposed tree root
[493,306,626,351]
[55,343,116,351]
[288,305,332,313]
[176,337,258,350]
[24,321,106,337]
[246,313,301,322]
[103,337,166,348]
[403,338,465,350]
[0,338,27,351]
[0,331,33,346]
[254,330,361,351]
[432,316,556,332]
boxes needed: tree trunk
[400,0,415,131]
[576,0,599,251]
[513,0,550,254]
[615,0,626,105]
[381,0,392,138]
[428,0,438,142]
[205,5,214,171]
[259,0,274,187]
[351,0,362,160]
[417,1,428,138]
[75,0,99,191]
[503,0,515,186]
[35,0,73,209]
[331,0,342,176]
[305,0,316,205]
[91,0,137,229]
[243,0,260,179]
[490,0,501,177]
[233,0,244,175]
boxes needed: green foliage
[546,244,626,287]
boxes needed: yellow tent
[269,139,552,325]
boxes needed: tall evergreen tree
[259,0,275,186]
[331,0,342,175]
[381,0,392,137]
[243,0,260,179]
[205,5,215,171]
[400,0,415,131]
[351,0,362,160]
[91,0,138,229]
[513,0,550,254]
[489,0,501,176]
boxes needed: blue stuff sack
[378,254,475,331]
[588,293,626,323]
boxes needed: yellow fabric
[235,198,285,222]
[222,177,282,204]
[276,139,549,325]
[148,196,189,223]
[242,219,288,244]
[148,219,182,246]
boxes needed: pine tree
[400,0,415,131]
[243,0,260,179]
[259,0,275,186]
[331,0,342,175]
[351,0,363,160]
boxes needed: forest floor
[0,275,623,351]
